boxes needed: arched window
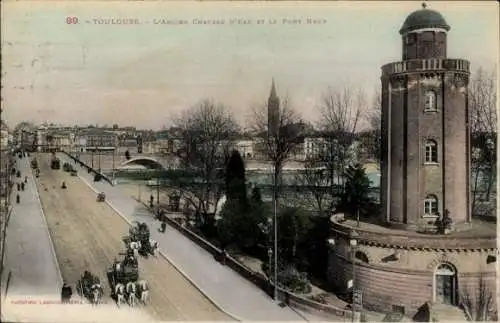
[425,140,438,163]
[425,90,437,111]
[436,263,455,275]
[355,251,369,263]
[424,194,439,215]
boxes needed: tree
[218,195,267,251]
[303,215,330,279]
[251,94,304,211]
[250,186,262,205]
[469,67,497,209]
[290,158,330,215]
[367,87,382,162]
[341,163,372,225]
[461,275,495,321]
[174,99,239,220]
[316,85,367,203]
[225,150,247,206]
[277,207,312,268]
[125,150,131,160]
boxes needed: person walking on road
[61,281,73,304]
[160,221,167,233]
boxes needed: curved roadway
[1,156,152,322]
[58,153,310,321]
[33,153,231,321]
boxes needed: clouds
[1,1,498,129]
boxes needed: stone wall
[327,223,497,316]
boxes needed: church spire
[267,78,280,135]
[270,78,277,99]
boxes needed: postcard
[0,1,498,322]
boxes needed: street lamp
[272,165,279,303]
[350,230,359,322]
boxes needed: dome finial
[422,1,427,9]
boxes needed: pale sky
[1,1,498,130]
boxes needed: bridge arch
[119,157,165,170]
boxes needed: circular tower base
[328,214,497,319]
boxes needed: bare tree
[367,87,382,162]
[461,274,495,321]
[173,99,239,219]
[251,93,304,299]
[316,85,367,205]
[469,67,497,211]
[289,158,331,215]
[251,96,304,203]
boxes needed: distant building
[267,78,280,136]
[80,128,118,151]
[233,138,254,159]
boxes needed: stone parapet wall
[330,214,496,250]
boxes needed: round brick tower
[380,2,471,230]
[327,4,497,319]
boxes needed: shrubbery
[262,262,312,294]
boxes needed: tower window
[424,194,439,215]
[424,91,437,111]
[425,140,438,163]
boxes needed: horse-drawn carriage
[107,254,150,307]
[125,222,154,257]
[107,254,139,301]
[76,270,103,305]
[31,158,38,169]
[97,192,106,202]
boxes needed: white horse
[90,284,102,306]
[114,283,125,307]
[137,280,149,304]
[129,241,139,257]
[149,239,159,256]
[126,281,137,307]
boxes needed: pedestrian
[160,221,166,233]
[61,281,73,304]
[21,182,24,191]
[16,194,20,204]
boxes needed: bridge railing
[62,151,114,186]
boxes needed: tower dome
[399,3,450,35]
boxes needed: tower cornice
[382,58,470,77]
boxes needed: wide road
[59,152,309,321]
[34,153,231,321]
[2,156,152,323]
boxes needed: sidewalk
[1,156,62,317]
[58,153,309,321]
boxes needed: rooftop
[399,3,450,35]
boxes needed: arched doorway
[434,263,457,305]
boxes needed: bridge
[118,156,177,170]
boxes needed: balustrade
[382,58,469,76]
